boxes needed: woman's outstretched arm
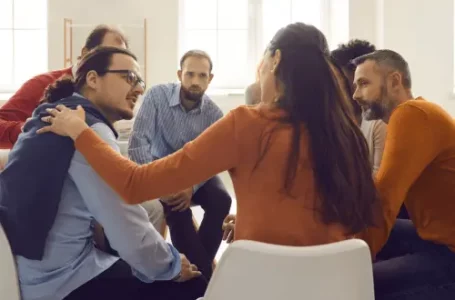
[39,105,239,205]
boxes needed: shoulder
[90,123,119,151]
[13,68,70,95]
[223,105,270,127]
[371,119,387,133]
[203,96,223,115]
[392,98,450,124]
[143,83,176,105]
[32,68,72,84]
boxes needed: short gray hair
[352,49,412,89]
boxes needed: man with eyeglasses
[5,47,206,300]
[128,49,232,280]
[0,24,166,240]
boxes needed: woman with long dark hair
[39,23,378,249]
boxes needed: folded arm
[363,104,442,256]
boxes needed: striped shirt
[128,82,223,191]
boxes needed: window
[0,0,48,93]
[179,0,349,91]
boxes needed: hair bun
[42,75,75,103]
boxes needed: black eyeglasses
[103,69,146,90]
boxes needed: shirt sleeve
[128,89,159,165]
[371,121,387,175]
[74,110,239,205]
[362,104,443,256]
[69,122,181,282]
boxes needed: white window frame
[0,0,48,94]
[178,0,348,94]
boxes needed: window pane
[0,30,13,87]
[261,0,292,50]
[292,0,322,29]
[14,29,47,85]
[181,30,217,68]
[183,0,217,30]
[218,0,248,29]
[0,0,12,29]
[13,0,47,29]
[216,30,248,88]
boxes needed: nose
[190,76,202,87]
[352,87,361,102]
[133,83,145,95]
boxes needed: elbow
[119,241,180,282]
[120,184,145,205]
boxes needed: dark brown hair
[331,39,376,73]
[331,40,376,122]
[84,25,129,51]
[42,47,137,103]
[180,50,213,72]
[262,23,378,234]
[352,49,412,89]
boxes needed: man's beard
[181,85,204,102]
[362,102,385,121]
[362,86,388,121]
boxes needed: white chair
[0,223,21,300]
[199,239,374,300]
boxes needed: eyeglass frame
[100,69,146,90]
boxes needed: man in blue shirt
[14,47,205,299]
[129,50,232,279]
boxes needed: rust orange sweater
[75,105,354,247]
[363,98,455,255]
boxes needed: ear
[85,70,99,90]
[271,49,282,73]
[177,70,182,81]
[389,71,402,89]
[208,73,214,83]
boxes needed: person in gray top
[331,39,387,175]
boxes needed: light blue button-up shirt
[128,83,223,191]
[16,122,181,300]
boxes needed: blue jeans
[374,219,455,299]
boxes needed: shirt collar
[169,83,207,112]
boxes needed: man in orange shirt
[353,49,455,299]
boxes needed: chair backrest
[0,223,21,300]
[202,239,374,300]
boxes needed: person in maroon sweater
[0,25,128,149]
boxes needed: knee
[220,192,232,213]
[210,190,232,216]
[161,201,193,220]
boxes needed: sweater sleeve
[74,110,239,204]
[363,104,442,256]
[0,74,56,148]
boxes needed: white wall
[349,0,455,114]
[48,0,180,87]
[46,0,455,115]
